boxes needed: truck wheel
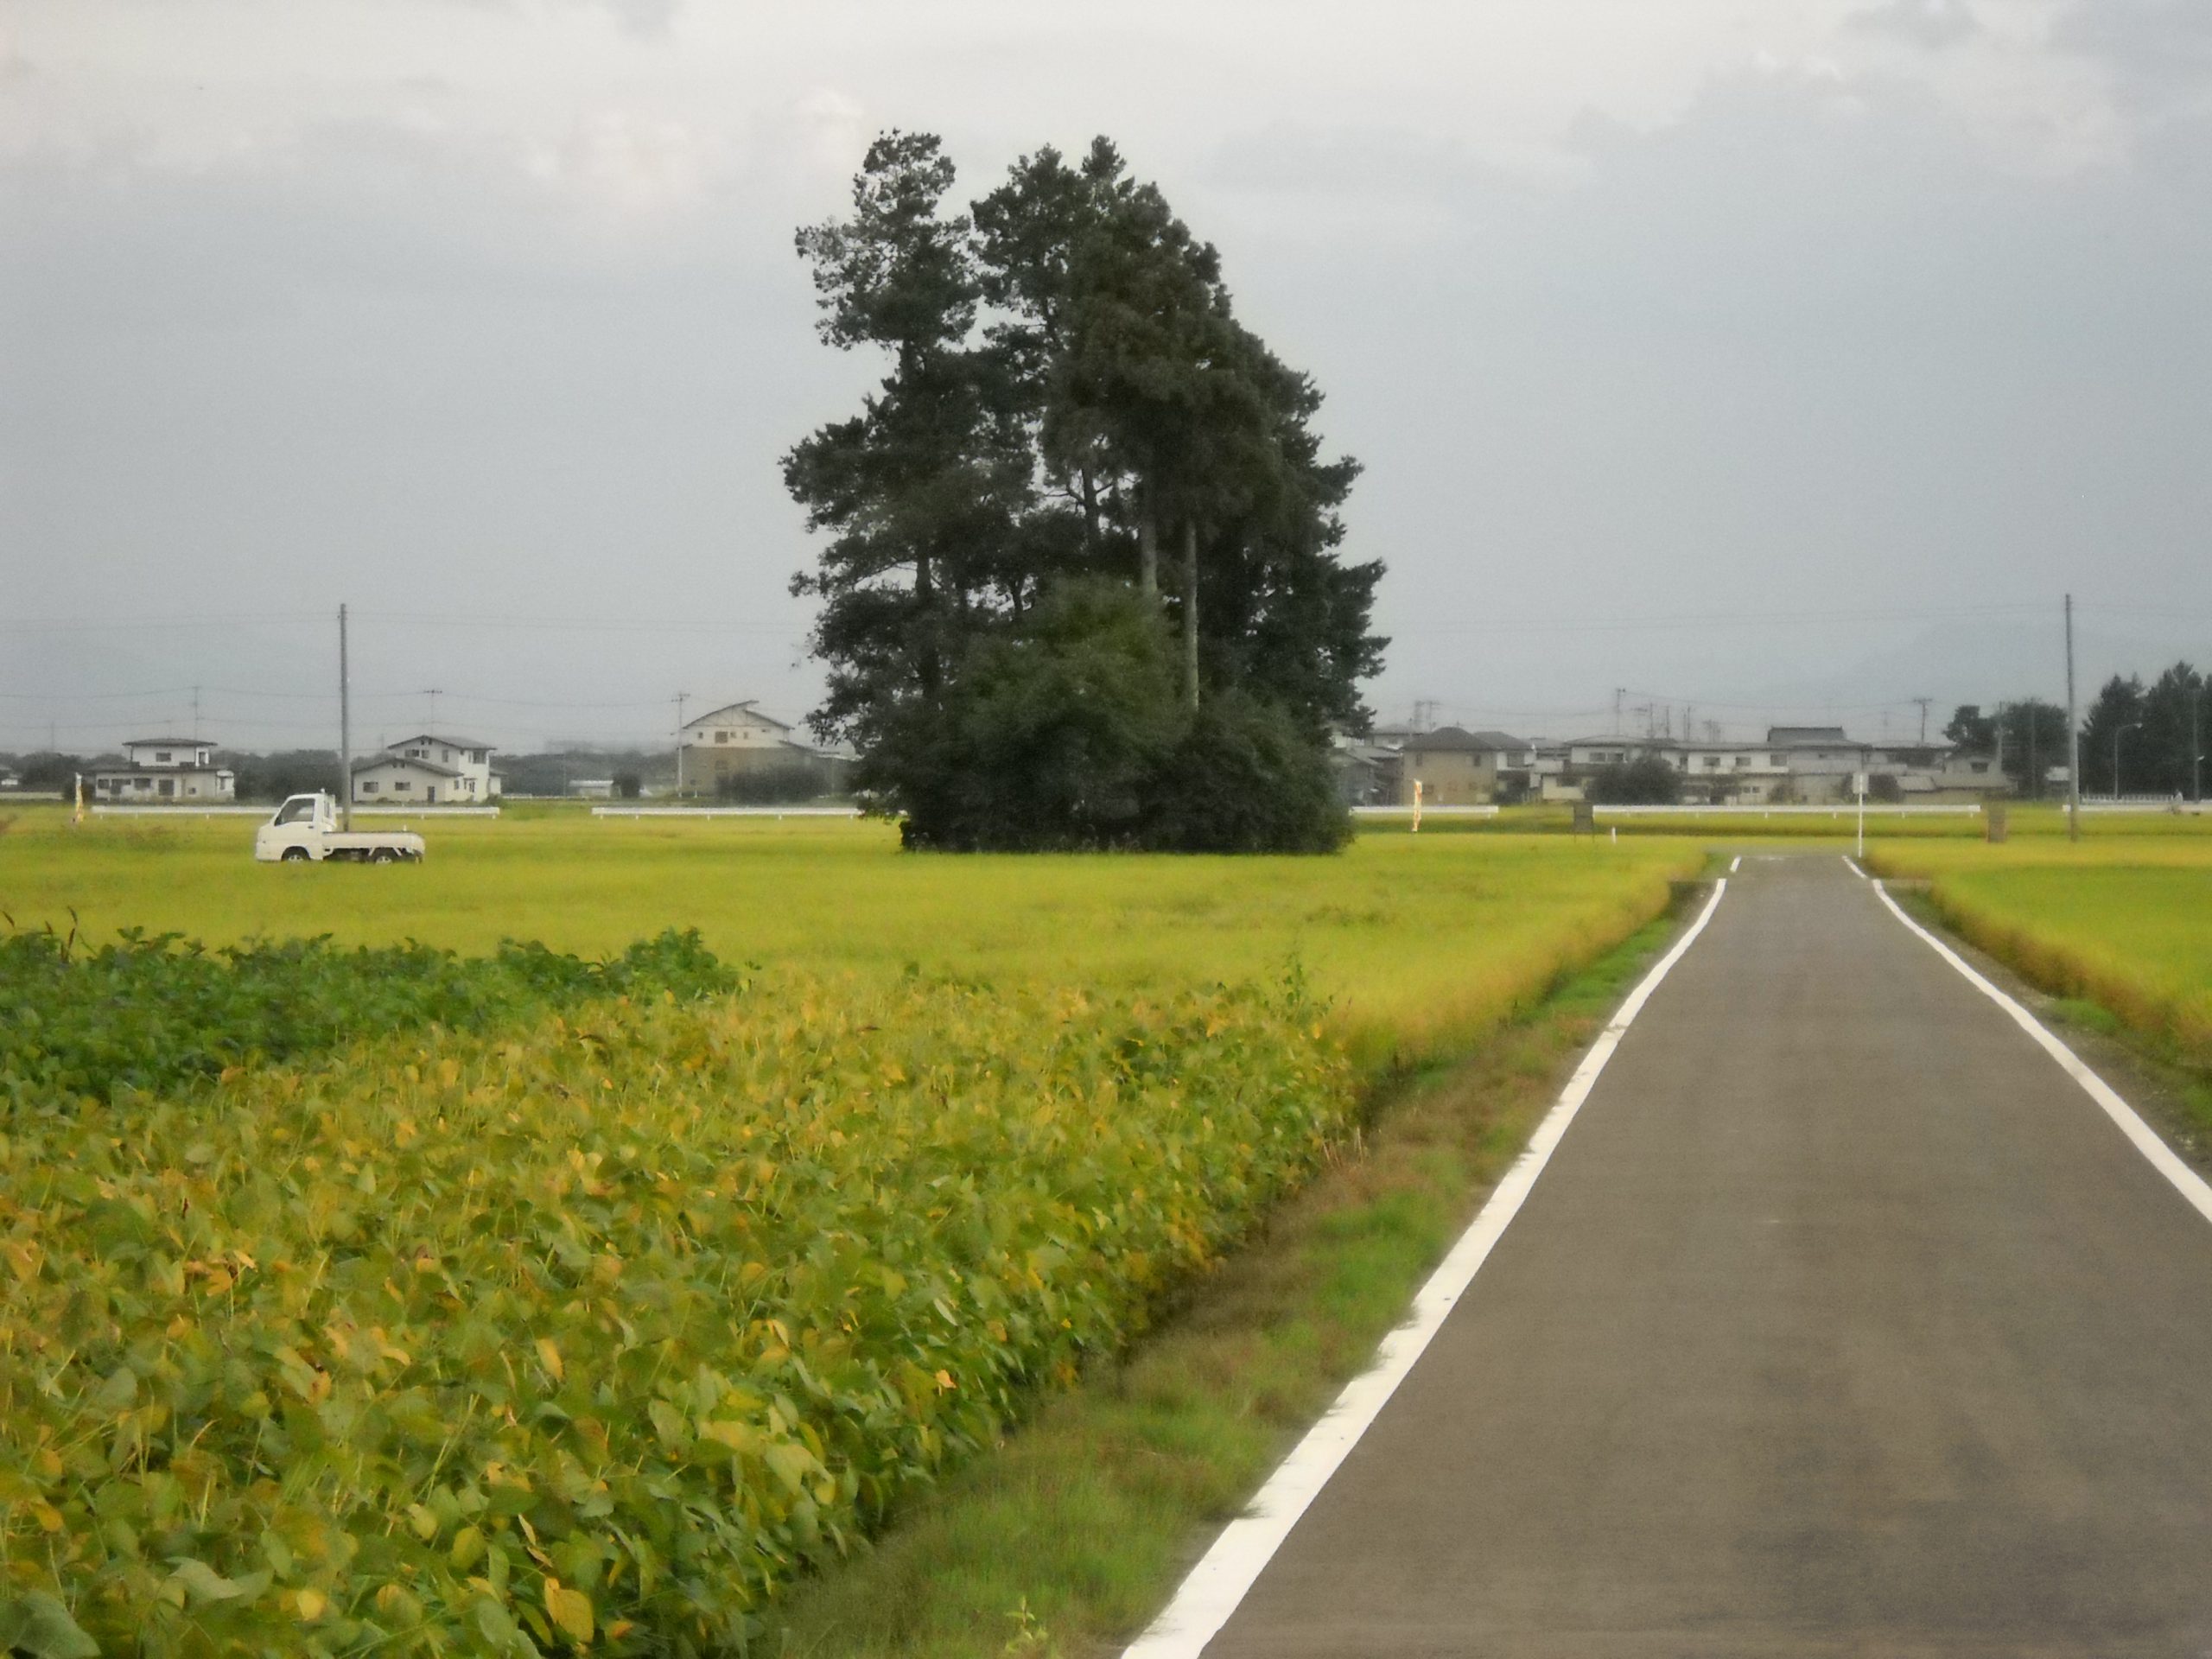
[281,847,312,862]
[371,848,397,864]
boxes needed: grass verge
[753,899,1695,1659]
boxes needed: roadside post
[1852,771,1868,860]
[1411,778,1422,835]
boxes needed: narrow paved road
[1198,855,2212,1657]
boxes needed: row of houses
[1336,724,2012,807]
[82,734,505,804]
[77,700,843,806]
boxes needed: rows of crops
[0,944,1349,1654]
[0,925,733,1109]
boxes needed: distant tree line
[784,132,1383,852]
[1946,658,2208,799]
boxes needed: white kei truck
[254,793,426,864]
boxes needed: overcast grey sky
[3,0,2208,753]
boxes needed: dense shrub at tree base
[1142,690,1351,855]
[714,765,834,805]
[0,969,1351,1655]
[0,926,734,1113]
[893,579,1351,853]
[1585,756,1682,806]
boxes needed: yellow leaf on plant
[544,1579,594,1643]
[536,1337,564,1383]
[296,1587,328,1621]
[698,1419,756,1453]
[934,1370,956,1390]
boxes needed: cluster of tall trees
[783,133,1382,851]
[1945,660,2207,800]
[2079,664,2207,797]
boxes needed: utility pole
[192,685,202,740]
[673,691,690,798]
[1993,700,2005,780]
[427,687,442,731]
[2193,680,2203,804]
[2113,721,2140,800]
[338,603,353,831]
[1613,688,1624,735]
[1911,696,1932,745]
[2065,594,2081,842]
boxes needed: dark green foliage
[896,580,1185,850]
[785,132,1382,852]
[226,749,339,804]
[3,753,85,794]
[1142,690,1352,855]
[0,925,735,1112]
[1998,700,2069,798]
[715,764,832,804]
[893,581,1349,853]
[1586,756,1683,806]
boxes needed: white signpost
[1852,771,1869,858]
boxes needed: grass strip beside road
[1866,847,2212,1069]
[754,905,1694,1659]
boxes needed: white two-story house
[91,738,237,803]
[351,733,500,805]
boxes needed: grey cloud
[1846,0,1981,48]
[1206,66,2212,719]
[2055,0,2212,111]
[7,36,2210,741]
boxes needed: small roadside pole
[2065,592,2082,842]
[1853,770,1868,860]
[338,601,353,833]
[1411,778,1422,835]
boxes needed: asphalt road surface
[1198,854,2212,1658]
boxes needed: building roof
[1766,726,1854,747]
[1401,725,1528,754]
[682,701,792,734]
[123,736,212,748]
[353,754,463,779]
[386,733,493,753]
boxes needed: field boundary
[589,804,862,818]
[1119,876,1731,1659]
[1871,880,2212,1230]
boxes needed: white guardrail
[2079,798,2206,813]
[1593,803,1982,817]
[592,805,863,819]
[1351,804,1499,817]
[92,804,268,817]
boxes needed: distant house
[1329,733,1400,806]
[352,734,500,805]
[91,737,237,803]
[679,701,844,795]
[1394,728,1532,805]
[567,779,616,800]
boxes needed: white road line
[1121,880,1733,1659]
[1843,856,1867,880]
[1729,855,1742,874]
[1872,881,2212,1230]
